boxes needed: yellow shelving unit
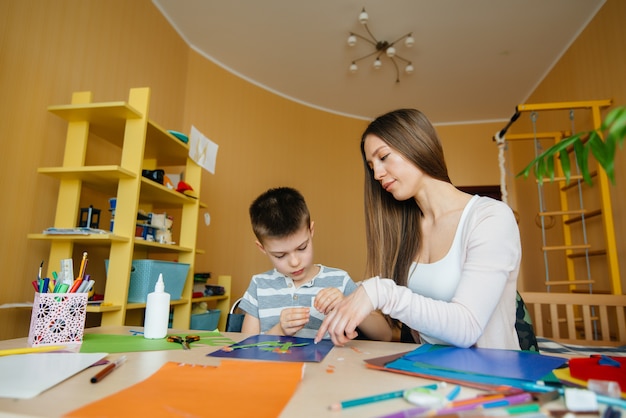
[28,87,226,329]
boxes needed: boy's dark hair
[249,187,311,242]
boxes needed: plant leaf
[573,138,591,185]
[558,149,570,184]
[588,132,609,170]
[515,106,626,185]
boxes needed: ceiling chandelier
[347,8,415,83]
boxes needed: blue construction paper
[386,357,537,388]
[401,344,567,382]
[208,334,334,362]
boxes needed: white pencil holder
[28,292,88,346]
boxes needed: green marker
[501,403,541,415]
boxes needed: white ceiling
[152,0,605,124]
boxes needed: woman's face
[363,134,423,201]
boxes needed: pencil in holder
[28,292,88,346]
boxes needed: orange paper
[65,360,304,417]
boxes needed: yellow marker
[0,345,66,356]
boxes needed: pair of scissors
[167,335,200,350]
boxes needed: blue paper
[208,334,334,363]
[387,357,535,388]
[392,344,567,383]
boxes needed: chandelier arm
[388,33,412,47]
[351,32,377,47]
[393,54,411,64]
[390,58,400,83]
[361,23,380,45]
[352,49,382,63]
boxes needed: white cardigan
[362,196,522,350]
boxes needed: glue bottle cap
[155,274,165,292]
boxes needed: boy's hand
[314,286,374,345]
[313,287,344,315]
[278,307,310,336]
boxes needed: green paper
[79,331,235,353]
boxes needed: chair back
[519,292,626,346]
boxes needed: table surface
[0,326,582,418]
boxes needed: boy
[239,187,391,340]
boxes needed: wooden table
[0,326,585,417]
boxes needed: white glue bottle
[144,273,170,339]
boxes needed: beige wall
[1,0,624,340]
[181,50,370,302]
[506,0,626,293]
[0,0,190,339]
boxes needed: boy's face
[256,222,316,284]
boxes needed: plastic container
[105,259,189,302]
[143,274,170,339]
[190,310,221,330]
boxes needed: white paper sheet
[189,125,219,174]
[0,352,107,399]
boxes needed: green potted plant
[517,106,626,184]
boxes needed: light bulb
[349,62,358,73]
[386,46,396,57]
[359,9,369,24]
[404,35,415,48]
[373,58,382,70]
[405,63,414,74]
[347,34,357,47]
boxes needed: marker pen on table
[90,356,127,383]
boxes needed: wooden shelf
[48,102,142,147]
[86,304,122,313]
[126,298,190,310]
[29,88,206,330]
[145,120,190,165]
[134,239,194,253]
[140,178,197,207]
[28,233,129,243]
[191,294,229,304]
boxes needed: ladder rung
[564,209,602,225]
[561,171,598,191]
[538,210,587,216]
[544,280,595,286]
[567,250,607,259]
[542,244,592,251]
[536,175,584,183]
[535,171,597,184]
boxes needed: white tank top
[407,195,478,301]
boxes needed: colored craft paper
[64,360,304,417]
[553,368,626,397]
[0,352,107,399]
[209,334,334,362]
[79,332,235,353]
[364,344,567,390]
[403,344,567,381]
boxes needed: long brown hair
[360,109,451,286]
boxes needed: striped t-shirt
[238,264,357,339]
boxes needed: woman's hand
[313,287,344,314]
[314,286,375,345]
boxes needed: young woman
[315,109,522,350]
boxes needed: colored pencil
[329,383,441,411]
